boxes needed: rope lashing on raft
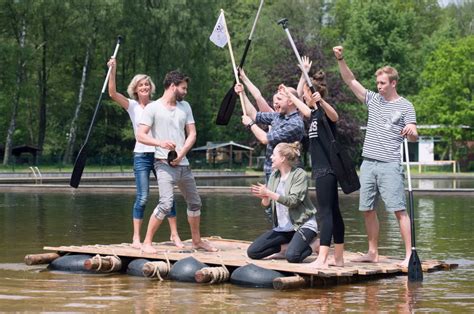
[90,254,122,272]
[195,255,230,284]
[143,252,171,280]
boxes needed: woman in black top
[281,69,345,269]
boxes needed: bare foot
[310,238,320,254]
[328,258,344,267]
[351,252,379,263]
[192,240,218,252]
[306,259,329,269]
[170,234,185,248]
[132,238,141,249]
[397,257,409,268]
[141,243,158,254]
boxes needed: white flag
[209,12,228,48]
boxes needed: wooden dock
[42,237,455,280]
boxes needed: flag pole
[220,9,247,116]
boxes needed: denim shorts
[359,159,406,212]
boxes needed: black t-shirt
[308,109,337,178]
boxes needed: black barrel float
[48,254,95,273]
[126,258,151,277]
[230,263,285,288]
[169,257,208,282]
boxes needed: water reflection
[85,177,474,189]
[0,192,473,311]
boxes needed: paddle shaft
[404,138,416,249]
[227,37,252,88]
[277,19,313,89]
[239,0,263,68]
[278,18,323,112]
[70,36,122,188]
[220,10,246,116]
[404,137,423,281]
[83,37,122,144]
[216,0,264,125]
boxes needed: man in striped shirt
[333,46,418,267]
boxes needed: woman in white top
[107,57,182,249]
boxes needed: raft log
[24,253,60,265]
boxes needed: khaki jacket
[267,167,317,230]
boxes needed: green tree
[414,36,473,160]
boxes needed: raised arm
[333,46,367,103]
[235,83,257,120]
[242,114,269,145]
[280,84,311,118]
[239,68,273,112]
[319,97,339,122]
[107,57,129,109]
[296,56,312,98]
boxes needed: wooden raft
[42,237,455,279]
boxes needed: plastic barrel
[230,263,285,288]
[169,257,208,282]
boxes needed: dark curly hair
[311,70,327,98]
[163,70,190,89]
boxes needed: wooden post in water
[24,253,60,265]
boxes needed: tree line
[0,0,472,169]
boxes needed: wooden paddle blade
[408,250,423,282]
[69,146,88,188]
[216,87,238,125]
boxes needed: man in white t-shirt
[333,46,418,267]
[137,70,217,253]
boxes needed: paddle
[404,137,423,281]
[70,36,123,188]
[215,0,264,125]
[277,18,318,95]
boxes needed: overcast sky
[438,0,465,7]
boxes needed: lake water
[82,176,474,189]
[0,189,473,312]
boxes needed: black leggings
[247,228,316,263]
[316,173,345,246]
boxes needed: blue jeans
[133,153,176,219]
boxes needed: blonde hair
[286,86,298,98]
[127,74,156,100]
[275,142,301,166]
[375,66,399,82]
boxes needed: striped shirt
[256,111,304,175]
[363,90,416,162]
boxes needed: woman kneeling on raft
[248,142,318,263]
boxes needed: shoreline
[0,184,472,195]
